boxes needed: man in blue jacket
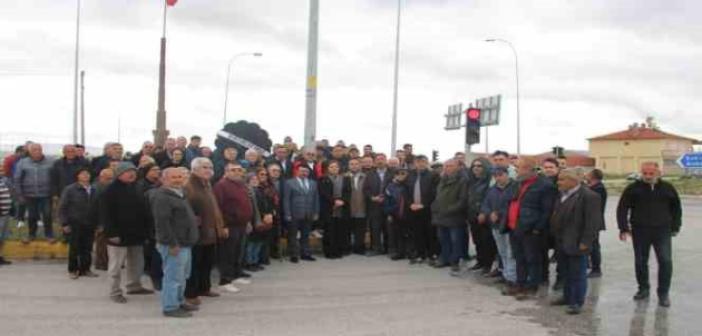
[13,143,55,243]
[479,166,518,292]
[507,157,557,300]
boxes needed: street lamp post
[223,52,263,126]
[72,0,81,144]
[486,38,521,156]
[390,0,402,156]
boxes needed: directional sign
[677,152,702,168]
[475,95,501,126]
[444,103,463,130]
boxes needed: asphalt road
[0,196,700,336]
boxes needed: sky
[1,0,701,158]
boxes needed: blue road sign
[677,152,702,168]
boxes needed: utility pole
[390,0,402,155]
[72,0,81,144]
[153,0,170,148]
[303,0,319,148]
[80,70,85,145]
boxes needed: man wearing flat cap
[100,162,153,304]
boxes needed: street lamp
[485,38,521,156]
[223,52,263,125]
[390,0,402,155]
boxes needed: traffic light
[465,107,481,145]
[432,150,439,162]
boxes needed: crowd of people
[0,135,682,318]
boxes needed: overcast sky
[1,0,700,157]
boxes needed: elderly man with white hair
[14,143,56,244]
[549,168,602,315]
[183,158,226,306]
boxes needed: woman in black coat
[318,160,352,259]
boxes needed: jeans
[245,240,263,265]
[590,232,602,272]
[288,218,313,258]
[158,244,192,313]
[562,253,588,307]
[511,232,544,289]
[632,226,673,296]
[25,197,53,238]
[492,228,517,283]
[437,226,466,266]
[67,225,95,274]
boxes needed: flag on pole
[166,0,178,6]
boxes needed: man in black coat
[58,167,96,279]
[363,154,392,256]
[550,169,602,315]
[617,162,682,308]
[101,162,153,303]
[586,168,607,278]
[51,144,90,199]
[406,155,438,264]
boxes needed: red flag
[166,0,178,6]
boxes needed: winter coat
[617,179,682,233]
[406,169,437,208]
[214,178,254,228]
[149,187,199,248]
[431,173,469,227]
[513,176,557,234]
[589,182,607,231]
[467,158,493,220]
[550,186,602,256]
[480,180,517,231]
[384,180,411,220]
[184,176,225,246]
[50,157,90,197]
[100,180,149,246]
[58,183,95,228]
[13,156,53,198]
[319,175,352,222]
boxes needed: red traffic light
[466,108,481,121]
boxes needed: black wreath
[214,120,273,161]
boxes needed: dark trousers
[67,225,94,273]
[438,226,466,266]
[367,211,386,254]
[389,216,412,257]
[323,216,348,258]
[543,234,556,280]
[351,217,367,254]
[263,223,281,261]
[411,209,437,259]
[470,219,497,268]
[632,226,673,296]
[562,252,588,307]
[25,197,53,238]
[185,244,216,298]
[590,232,602,272]
[149,244,163,290]
[511,232,544,289]
[218,225,246,285]
[288,218,312,258]
[93,229,108,270]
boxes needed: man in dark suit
[283,166,320,263]
[407,155,438,264]
[268,145,293,179]
[363,153,392,256]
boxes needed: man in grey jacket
[13,143,55,243]
[150,167,199,318]
[284,166,320,263]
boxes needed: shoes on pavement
[236,272,252,278]
[180,303,199,312]
[82,270,99,278]
[567,305,583,315]
[515,288,538,301]
[290,257,299,263]
[111,295,128,304]
[659,296,671,308]
[468,263,483,271]
[301,255,316,262]
[69,272,80,280]
[391,254,406,261]
[233,278,252,285]
[164,309,192,318]
[127,288,154,295]
[201,291,221,297]
[365,251,381,257]
[502,285,521,296]
[220,284,240,293]
[433,262,450,269]
[550,298,568,306]
[588,270,602,279]
[0,257,12,265]
[633,290,650,301]
[185,297,201,306]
